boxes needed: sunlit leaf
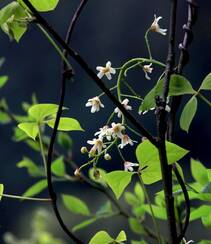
[190,205,211,221]
[46,117,84,131]
[18,122,38,140]
[89,231,113,244]
[0,184,4,201]
[28,104,59,122]
[103,171,133,199]
[115,230,127,242]
[62,194,90,216]
[180,96,197,132]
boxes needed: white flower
[183,238,194,244]
[124,161,139,172]
[111,122,125,139]
[94,125,112,141]
[119,134,135,149]
[143,63,153,80]
[87,138,106,155]
[96,61,116,80]
[114,99,132,118]
[150,15,167,35]
[85,96,104,113]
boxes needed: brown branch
[156,0,178,243]
[22,0,157,147]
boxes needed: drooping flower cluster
[82,122,135,158]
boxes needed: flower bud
[80,146,88,154]
[104,153,111,161]
[74,168,81,177]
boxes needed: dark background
[0,0,211,243]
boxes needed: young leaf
[0,184,4,201]
[46,117,84,131]
[28,104,60,122]
[18,122,38,140]
[143,204,167,220]
[62,194,90,216]
[199,73,211,90]
[191,158,209,186]
[115,230,127,242]
[51,156,65,177]
[0,76,8,88]
[72,218,97,232]
[17,157,43,177]
[124,192,140,206]
[103,171,133,199]
[89,231,114,244]
[23,179,47,198]
[180,96,198,132]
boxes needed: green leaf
[143,204,167,220]
[17,157,43,177]
[0,2,28,42]
[200,73,211,90]
[57,132,73,149]
[18,122,38,140]
[72,218,97,232]
[27,0,59,12]
[46,117,84,131]
[191,158,209,186]
[23,179,47,198]
[103,171,133,199]
[0,76,8,88]
[0,184,4,201]
[134,183,145,204]
[131,240,147,244]
[51,156,65,177]
[124,192,140,206]
[115,231,127,242]
[96,201,112,215]
[129,218,145,234]
[199,241,211,244]
[168,74,195,96]
[190,205,211,221]
[180,96,197,132]
[136,140,189,166]
[139,74,195,113]
[201,182,211,194]
[62,194,90,216]
[28,104,60,122]
[202,213,211,228]
[136,140,188,184]
[89,231,114,244]
[0,111,11,124]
